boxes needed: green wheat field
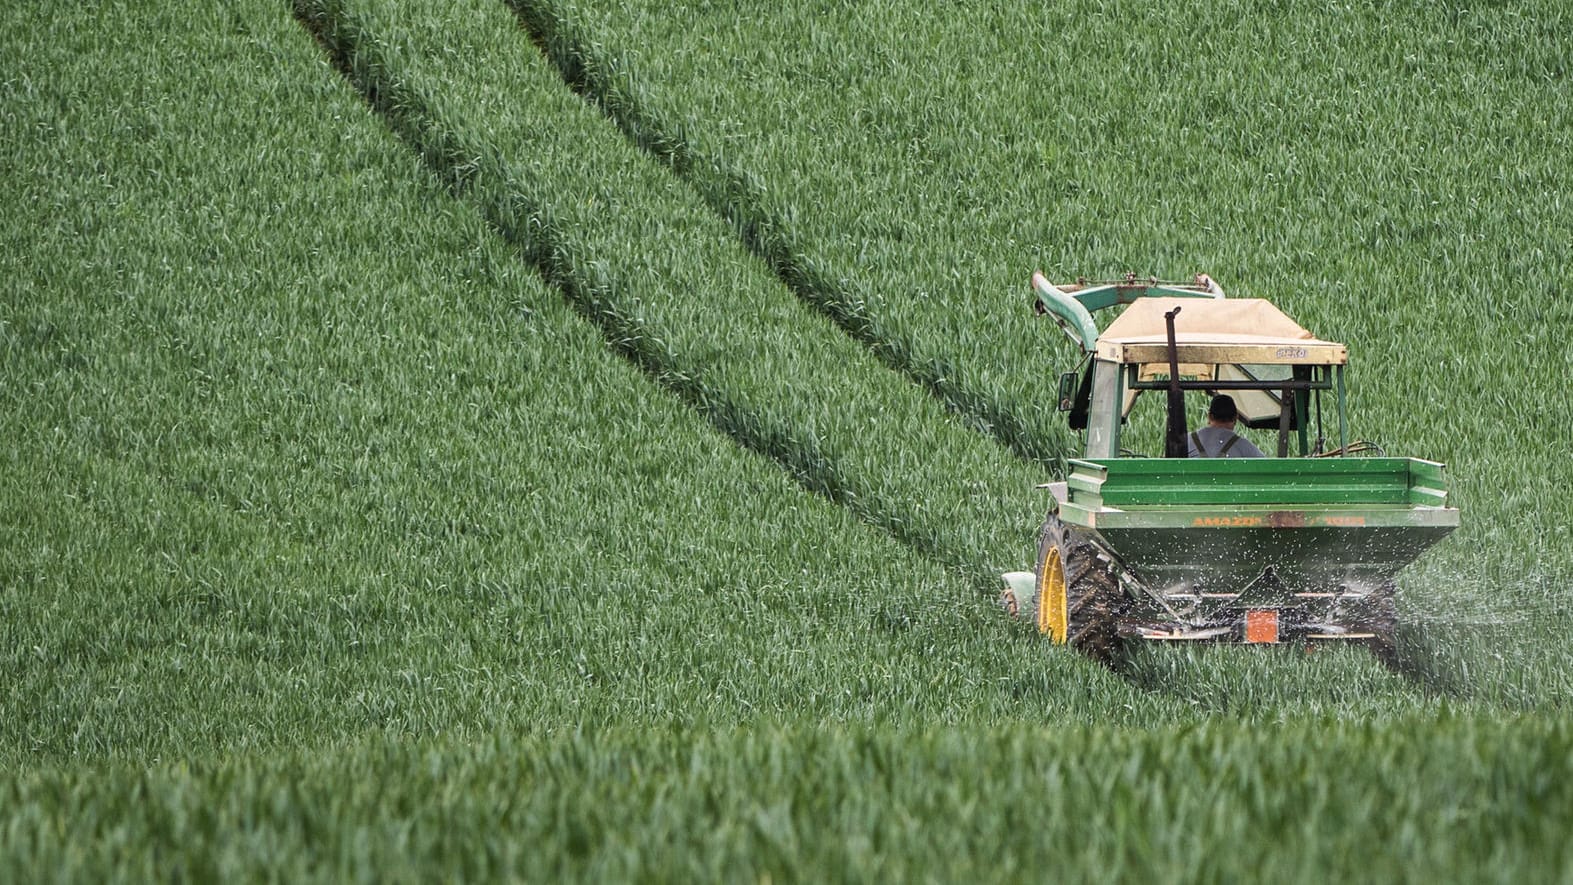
[3,0,1570,879]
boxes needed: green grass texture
[499,0,1573,707]
[2,0,1569,879]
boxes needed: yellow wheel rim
[1037,546,1068,643]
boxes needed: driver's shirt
[1187,425,1266,458]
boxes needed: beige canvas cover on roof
[1097,298,1347,421]
[1095,298,1347,366]
[1099,297,1321,343]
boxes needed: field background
[2,0,1570,880]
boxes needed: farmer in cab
[1188,394,1264,458]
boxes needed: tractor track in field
[502,0,1064,471]
[291,2,1471,708]
[495,0,1493,704]
[291,1,998,593]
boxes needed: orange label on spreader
[1245,610,1280,644]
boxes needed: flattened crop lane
[503,0,1060,469]
[288,0,1474,716]
[292,0,1046,588]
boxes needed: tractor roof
[1095,298,1348,366]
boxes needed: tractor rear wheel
[1030,515,1124,661]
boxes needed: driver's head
[1208,394,1239,425]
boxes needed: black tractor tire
[1030,515,1125,662]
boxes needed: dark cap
[1208,394,1239,423]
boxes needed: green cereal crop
[293,0,1056,582]
[498,0,1573,706]
[6,718,1573,881]
[0,0,1154,765]
[0,0,1568,877]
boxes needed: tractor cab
[1037,274,1353,460]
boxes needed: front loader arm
[1031,271,1225,352]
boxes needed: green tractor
[1001,273,1459,660]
